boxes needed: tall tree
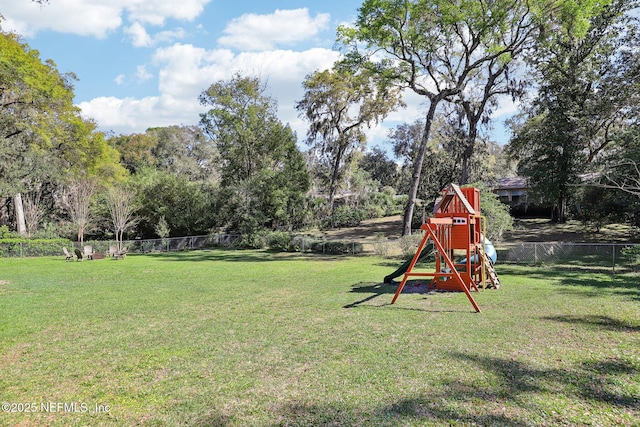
[0,31,74,233]
[508,0,639,222]
[109,132,158,174]
[338,0,550,235]
[199,74,310,232]
[296,65,402,213]
[0,30,125,233]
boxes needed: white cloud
[135,65,153,82]
[2,0,122,38]
[0,0,210,39]
[114,74,126,85]
[218,8,331,51]
[124,22,153,47]
[124,22,186,48]
[80,43,340,135]
[125,0,211,26]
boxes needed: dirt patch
[314,215,404,241]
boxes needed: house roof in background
[495,177,528,190]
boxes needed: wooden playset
[390,184,500,313]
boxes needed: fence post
[534,243,538,264]
[612,244,616,278]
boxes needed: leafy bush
[239,233,266,249]
[288,235,320,252]
[321,206,365,229]
[621,245,640,272]
[266,231,292,252]
[310,240,364,255]
[362,205,385,220]
[373,234,391,257]
[0,225,13,239]
[0,238,74,257]
[470,183,514,242]
[397,234,423,258]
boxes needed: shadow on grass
[271,398,528,427]
[447,352,640,411]
[183,352,638,426]
[497,264,640,301]
[142,249,349,263]
[343,281,432,309]
[260,352,637,426]
[543,314,640,332]
[343,281,467,313]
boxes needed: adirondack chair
[62,247,73,261]
[114,246,128,260]
[108,245,118,258]
[83,245,94,260]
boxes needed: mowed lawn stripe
[0,251,637,426]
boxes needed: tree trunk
[460,134,477,185]
[0,198,9,226]
[328,146,345,216]
[402,100,440,236]
[460,107,480,185]
[14,193,27,235]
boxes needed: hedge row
[0,239,74,257]
[264,232,364,255]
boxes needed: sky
[1,0,516,151]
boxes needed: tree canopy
[508,0,639,222]
[200,74,310,232]
[338,0,550,234]
[296,65,402,214]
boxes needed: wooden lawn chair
[108,245,118,258]
[83,245,94,260]
[62,247,73,261]
[115,246,128,260]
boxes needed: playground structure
[388,184,501,313]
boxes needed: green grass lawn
[0,251,638,426]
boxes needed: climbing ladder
[482,251,501,289]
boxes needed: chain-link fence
[2,234,639,273]
[496,242,640,274]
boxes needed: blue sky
[2,0,515,148]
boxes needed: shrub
[470,183,514,242]
[621,245,640,272]
[310,240,364,255]
[0,225,12,239]
[373,234,391,257]
[397,234,423,258]
[288,235,320,252]
[321,206,365,229]
[0,238,74,257]
[266,231,292,252]
[362,205,385,220]
[239,233,266,249]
